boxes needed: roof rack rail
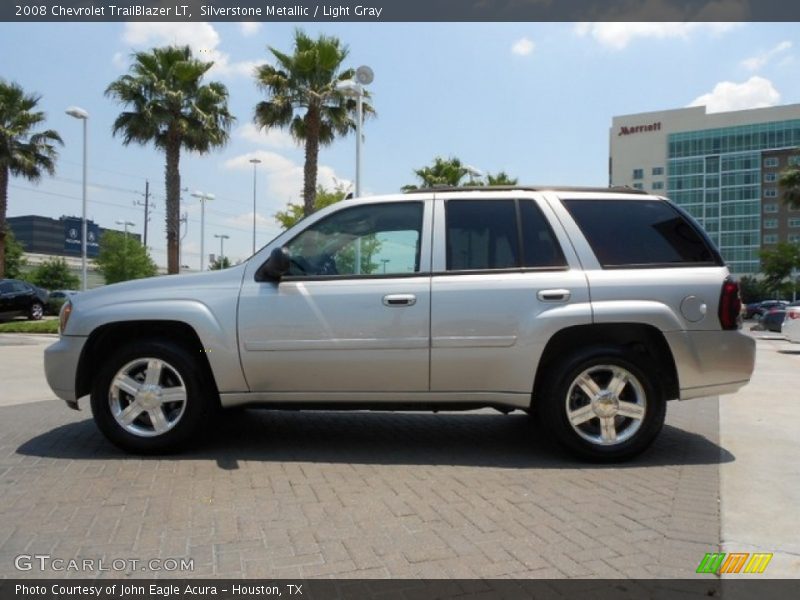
[403,185,649,195]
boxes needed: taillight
[718,279,742,330]
[788,309,800,320]
[59,300,72,334]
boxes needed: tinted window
[446,200,519,270]
[519,201,567,268]
[563,199,716,267]
[285,202,423,277]
[0,282,11,294]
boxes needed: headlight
[59,300,73,334]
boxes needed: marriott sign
[618,121,662,136]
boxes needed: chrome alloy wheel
[565,364,647,446]
[109,358,187,438]
[30,303,43,319]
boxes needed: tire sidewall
[90,340,211,454]
[540,346,666,462]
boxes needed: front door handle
[383,294,417,307]
[537,289,571,302]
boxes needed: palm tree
[0,80,62,278]
[486,171,518,186]
[779,168,800,210]
[106,46,234,274]
[254,29,373,217]
[402,157,470,191]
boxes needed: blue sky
[1,21,799,269]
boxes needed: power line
[9,184,268,236]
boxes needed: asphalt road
[0,329,796,579]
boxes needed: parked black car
[0,279,49,321]
[46,290,78,315]
[759,308,787,333]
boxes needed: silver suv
[44,187,755,461]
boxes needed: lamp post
[115,220,134,238]
[465,165,483,185]
[336,67,373,275]
[66,106,89,290]
[214,234,230,266]
[335,65,373,198]
[191,191,215,270]
[116,220,135,278]
[249,158,261,254]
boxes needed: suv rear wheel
[90,340,213,453]
[538,346,666,462]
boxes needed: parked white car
[44,186,756,461]
[784,306,800,343]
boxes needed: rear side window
[520,200,567,268]
[445,199,567,271]
[446,200,519,270]
[562,199,717,268]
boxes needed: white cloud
[120,22,259,79]
[688,76,781,113]
[511,37,535,56]
[741,41,792,72]
[223,151,351,209]
[239,22,262,37]
[573,22,739,51]
[236,123,298,149]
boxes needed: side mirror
[256,246,291,282]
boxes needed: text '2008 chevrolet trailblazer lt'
[44,186,755,461]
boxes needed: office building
[610,104,800,274]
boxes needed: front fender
[70,299,247,393]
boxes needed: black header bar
[4,0,800,23]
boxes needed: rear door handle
[383,294,417,307]
[537,289,571,302]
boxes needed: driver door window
[285,202,424,277]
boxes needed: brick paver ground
[0,397,724,579]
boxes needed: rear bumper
[664,329,756,400]
[44,335,87,408]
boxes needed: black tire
[28,302,44,321]
[537,345,666,462]
[90,339,214,454]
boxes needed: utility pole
[134,180,153,249]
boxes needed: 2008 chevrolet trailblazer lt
[44,187,755,461]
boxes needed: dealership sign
[619,121,662,136]
[64,217,100,258]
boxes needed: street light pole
[249,158,261,254]
[115,220,135,238]
[66,106,89,290]
[116,220,135,278]
[191,191,215,270]
[214,234,230,265]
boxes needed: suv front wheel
[90,340,214,453]
[539,346,666,462]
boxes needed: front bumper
[44,335,87,409]
[665,329,756,400]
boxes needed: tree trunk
[165,140,181,275]
[0,165,8,279]
[302,104,321,216]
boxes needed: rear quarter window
[562,199,719,268]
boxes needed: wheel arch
[532,323,680,407]
[76,320,219,401]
